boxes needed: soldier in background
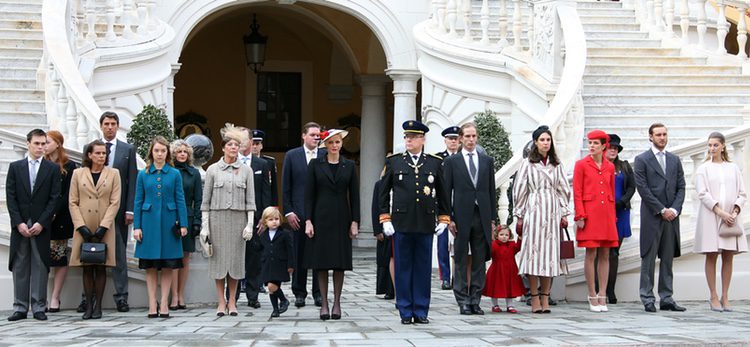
[435,126,460,290]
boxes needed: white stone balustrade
[67,0,162,45]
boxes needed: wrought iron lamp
[243,14,267,73]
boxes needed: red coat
[573,156,618,245]
[483,240,525,298]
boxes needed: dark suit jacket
[633,149,685,258]
[442,152,497,261]
[51,160,78,240]
[281,146,326,226]
[259,227,295,283]
[262,154,279,206]
[249,156,273,223]
[6,157,61,271]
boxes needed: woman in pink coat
[694,132,747,312]
[573,130,618,313]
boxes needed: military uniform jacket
[379,152,450,233]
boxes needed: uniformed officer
[251,130,278,206]
[379,120,450,325]
[435,125,460,290]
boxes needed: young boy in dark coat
[258,206,295,317]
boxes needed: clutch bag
[80,242,106,264]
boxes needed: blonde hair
[170,139,194,166]
[260,206,283,231]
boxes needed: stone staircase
[579,1,747,161]
[0,0,45,228]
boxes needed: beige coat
[69,167,121,266]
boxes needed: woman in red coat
[573,130,618,313]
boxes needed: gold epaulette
[427,153,443,160]
[387,152,401,158]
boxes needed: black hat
[608,133,623,152]
[402,120,429,135]
[252,129,265,141]
[441,126,460,138]
[532,125,550,141]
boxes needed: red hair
[45,130,70,175]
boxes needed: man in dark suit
[442,123,497,315]
[251,130,279,206]
[239,128,273,308]
[282,122,325,307]
[78,112,137,313]
[633,123,686,313]
[379,120,450,325]
[6,129,61,321]
[435,125,460,290]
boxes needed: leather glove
[615,200,624,211]
[77,226,93,242]
[242,211,255,241]
[192,224,201,237]
[93,226,107,239]
[383,222,395,237]
[200,211,210,241]
[435,222,448,236]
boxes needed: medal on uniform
[398,174,403,181]
[428,174,434,184]
[423,186,431,196]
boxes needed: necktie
[657,152,666,174]
[412,155,418,163]
[468,153,477,185]
[306,150,314,164]
[105,142,113,166]
[29,159,37,192]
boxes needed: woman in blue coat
[134,136,188,318]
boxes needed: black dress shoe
[76,300,87,313]
[314,296,323,307]
[441,280,451,290]
[279,299,290,314]
[413,316,429,324]
[7,312,27,321]
[608,297,618,305]
[294,297,305,308]
[459,304,472,315]
[159,312,171,318]
[401,317,412,324]
[383,293,395,300]
[32,312,47,321]
[644,303,657,312]
[271,310,280,318]
[116,300,130,312]
[470,305,484,315]
[248,300,261,308]
[660,302,687,312]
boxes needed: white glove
[435,222,448,236]
[383,222,395,236]
[200,211,210,240]
[242,211,255,241]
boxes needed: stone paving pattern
[1,250,750,346]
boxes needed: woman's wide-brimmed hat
[608,133,623,152]
[319,129,349,148]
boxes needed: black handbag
[80,242,106,264]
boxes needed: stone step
[0,78,35,89]
[0,56,40,68]
[582,22,641,31]
[0,99,44,112]
[585,30,650,39]
[0,28,41,40]
[587,38,662,48]
[0,2,42,12]
[0,46,42,58]
[576,7,635,16]
[588,83,750,94]
[0,88,43,100]
[584,64,742,75]
[577,0,623,9]
[579,15,637,25]
[0,122,47,134]
[585,114,744,127]
[0,110,46,123]
[584,103,746,115]
[583,93,748,105]
[588,46,680,56]
[0,38,42,49]
[0,19,41,30]
[584,73,750,84]
[0,11,41,21]
[0,67,36,79]
[587,55,707,65]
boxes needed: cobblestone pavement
[1,251,750,346]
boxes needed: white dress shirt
[105,139,117,167]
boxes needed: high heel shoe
[48,300,61,313]
[331,305,341,320]
[721,297,733,312]
[710,298,724,312]
[540,293,552,313]
[588,296,601,312]
[148,303,160,318]
[319,307,330,321]
[597,295,608,312]
[530,294,543,314]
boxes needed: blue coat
[134,164,188,260]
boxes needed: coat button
[157,185,162,189]
[416,198,420,202]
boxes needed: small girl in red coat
[483,225,525,313]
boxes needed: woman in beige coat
[694,132,747,312]
[69,140,121,319]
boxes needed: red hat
[587,130,609,144]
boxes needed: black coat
[304,156,359,270]
[51,160,78,240]
[6,158,61,271]
[442,152,497,261]
[251,156,273,219]
[379,152,450,234]
[615,159,636,211]
[259,227,294,283]
[262,154,279,206]
[175,162,203,236]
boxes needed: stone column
[386,69,421,149]
[355,75,389,247]
[167,63,182,123]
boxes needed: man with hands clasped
[379,120,450,325]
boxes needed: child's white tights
[491,298,514,307]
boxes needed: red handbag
[560,228,575,259]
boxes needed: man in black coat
[379,120,450,325]
[435,125,460,290]
[442,123,497,315]
[6,129,61,321]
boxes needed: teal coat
[134,164,188,260]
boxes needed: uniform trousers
[12,236,48,313]
[393,231,432,319]
[437,230,450,281]
[640,220,677,305]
